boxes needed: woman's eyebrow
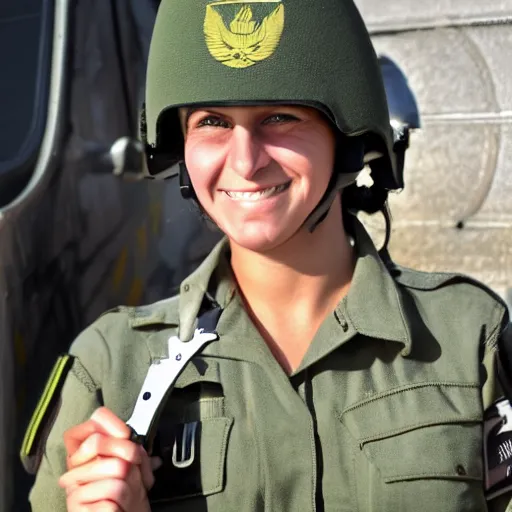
[186,107,227,121]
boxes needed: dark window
[0,0,54,206]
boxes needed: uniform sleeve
[27,326,110,512]
[482,311,512,512]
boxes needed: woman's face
[181,105,336,252]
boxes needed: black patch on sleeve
[484,398,512,500]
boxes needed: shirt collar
[178,237,234,341]
[176,218,413,356]
[342,217,413,356]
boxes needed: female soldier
[23,0,512,510]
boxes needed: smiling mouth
[224,182,291,201]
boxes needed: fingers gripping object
[126,307,221,450]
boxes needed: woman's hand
[59,407,161,511]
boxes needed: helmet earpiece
[179,162,196,200]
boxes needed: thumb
[140,448,163,490]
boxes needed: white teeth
[226,183,288,201]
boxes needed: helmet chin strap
[303,171,361,233]
[303,133,367,232]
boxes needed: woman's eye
[262,113,299,125]
[196,116,230,128]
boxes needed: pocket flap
[339,384,483,482]
[366,423,482,482]
[340,383,481,445]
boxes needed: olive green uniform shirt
[28,219,512,511]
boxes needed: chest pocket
[340,383,486,512]
[149,358,233,506]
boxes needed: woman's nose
[227,126,270,179]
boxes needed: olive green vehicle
[1,0,511,511]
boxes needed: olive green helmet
[142,0,402,220]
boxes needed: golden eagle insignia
[204,2,285,68]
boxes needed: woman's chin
[224,223,290,253]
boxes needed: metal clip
[172,421,198,469]
[126,328,218,444]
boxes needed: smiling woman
[22,0,512,511]
[181,105,336,252]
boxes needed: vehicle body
[0,0,510,510]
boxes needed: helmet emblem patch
[204,1,284,69]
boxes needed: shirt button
[456,465,466,476]
[183,284,190,292]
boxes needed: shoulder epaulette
[128,296,180,328]
[392,265,506,305]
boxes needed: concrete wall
[356,0,512,307]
